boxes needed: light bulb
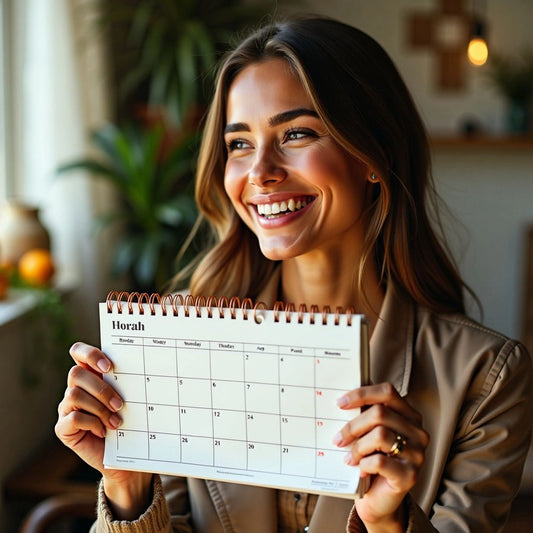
[468,37,489,66]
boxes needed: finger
[66,365,124,414]
[55,409,107,442]
[59,385,123,431]
[345,426,426,468]
[337,382,422,425]
[334,403,429,449]
[357,452,419,493]
[69,342,112,375]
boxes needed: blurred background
[0,0,532,531]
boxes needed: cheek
[223,163,241,203]
[224,163,250,218]
[298,147,351,186]
[305,149,368,198]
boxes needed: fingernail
[344,451,353,465]
[97,359,111,373]
[332,432,343,446]
[109,414,122,429]
[110,397,123,412]
[336,395,349,408]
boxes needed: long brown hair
[172,16,469,314]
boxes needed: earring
[370,173,378,181]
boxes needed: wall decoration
[406,0,472,90]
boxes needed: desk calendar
[100,292,370,498]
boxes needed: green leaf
[113,238,140,277]
[135,237,161,285]
[142,23,165,67]
[91,211,126,235]
[155,195,197,227]
[56,159,114,178]
[128,2,155,46]
[159,133,199,192]
[91,125,130,178]
[149,53,174,105]
[176,30,197,119]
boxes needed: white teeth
[256,197,311,218]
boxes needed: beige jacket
[93,274,533,532]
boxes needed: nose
[248,148,287,187]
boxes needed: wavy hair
[172,16,469,314]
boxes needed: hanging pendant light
[468,0,489,66]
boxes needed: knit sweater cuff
[347,495,417,533]
[347,505,365,533]
[96,475,171,533]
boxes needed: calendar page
[100,296,369,499]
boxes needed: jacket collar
[257,269,414,396]
[369,282,414,397]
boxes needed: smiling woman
[54,15,533,533]
[223,59,371,276]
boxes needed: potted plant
[485,49,533,133]
[61,0,281,291]
[103,0,275,127]
[57,122,199,292]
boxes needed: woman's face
[223,58,371,261]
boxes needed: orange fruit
[18,248,55,287]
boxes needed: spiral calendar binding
[100,290,369,498]
[105,291,356,326]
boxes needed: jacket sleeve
[90,475,194,533]
[411,340,533,532]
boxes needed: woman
[55,17,532,532]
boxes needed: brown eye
[284,128,317,142]
[227,139,250,152]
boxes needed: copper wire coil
[105,291,355,325]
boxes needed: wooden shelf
[430,134,533,149]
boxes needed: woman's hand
[55,342,153,520]
[334,382,429,532]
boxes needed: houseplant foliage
[485,49,533,132]
[57,123,199,291]
[103,0,277,126]
[61,0,284,292]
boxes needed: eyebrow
[224,107,319,134]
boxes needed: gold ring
[389,434,407,457]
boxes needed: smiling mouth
[255,196,315,220]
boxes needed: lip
[249,194,316,228]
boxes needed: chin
[258,243,301,262]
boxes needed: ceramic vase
[0,202,51,264]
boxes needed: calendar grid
[208,343,214,468]
[101,302,368,498]
[241,343,249,471]
[174,343,181,463]
[110,337,355,475]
